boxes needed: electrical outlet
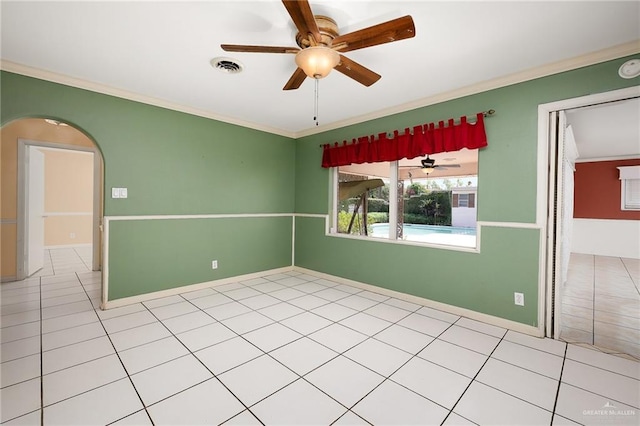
[119,188,128,198]
[111,188,120,199]
[514,292,524,306]
[211,260,218,269]
[70,232,76,239]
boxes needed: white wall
[452,207,477,227]
[572,218,640,258]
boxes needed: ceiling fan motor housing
[296,15,339,48]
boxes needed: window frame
[328,162,480,253]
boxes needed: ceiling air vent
[210,57,243,74]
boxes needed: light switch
[119,188,128,198]
[111,188,120,199]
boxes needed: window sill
[325,231,480,253]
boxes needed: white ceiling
[566,97,640,161]
[1,1,639,137]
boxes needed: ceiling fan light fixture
[295,46,339,79]
[421,166,435,174]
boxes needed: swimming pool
[371,223,477,247]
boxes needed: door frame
[17,138,103,280]
[537,85,640,338]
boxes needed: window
[334,149,478,248]
[618,166,640,211]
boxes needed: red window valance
[321,112,488,168]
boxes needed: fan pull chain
[314,78,319,126]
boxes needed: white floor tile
[417,339,488,378]
[109,322,172,352]
[0,378,41,423]
[269,287,307,301]
[221,410,262,425]
[391,357,471,409]
[566,344,640,379]
[248,281,287,293]
[454,381,552,425]
[187,293,234,310]
[287,294,329,310]
[40,292,88,308]
[476,358,558,411]
[555,382,639,425]
[561,359,640,408]
[160,310,216,334]
[2,409,41,425]
[41,300,93,320]
[221,311,274,335]
[119,336,189,374]
[306,355,384,407]
[1,310,40,328]
[456,317,507,338]
[1,322,41,344]
[142,295,183,309]
[148,301,198,320]
[364,303,413,323]
[397,312,452,337]
[270,337,337,375]
[258,302,305,321]
[101,310,158,334]
[492,340,564,379]
[43,336,114,374]
[280,311,332,335]
[179,287,217,300]
[218,354,298,406]
[339,312,392,336]
[374,324,435,354]
[0,335,40,362]
[353,379,449,425]
[110,410,153,425]
[1,300,40,315]
[131,354,213,406]
[415,306,461,323]
[383,298,422,313]
[147,378,245,425]
[344,338,412,377]
[441,412,477,425]
[224,286,263,301]
[504,330,567,356]
[95,303,145,321]
[309,323,368,353]
[43,378,142,425]
[1,354,40,388]
[194,336,263,375]
[332,411,370,425]
[42,321,105,351]
[176,322,236,352]
[238,293,281,310]
[204,301,252,321]
[336,294,380,311]
[43,353,127,406]
[313,287,352,302]
[251,379,346,425]
[312,303,358,322]
[292,281,328,294]
[243,323,302,352]
[439,325,501,355]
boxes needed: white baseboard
[293,267,543,337]
[101,266,295,310]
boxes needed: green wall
[1,72,295,299]
[294,56,639,326]
[2,54,638,322]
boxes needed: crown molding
[0,60,296,139]
[2,40,639,140]
[296,40,640,138]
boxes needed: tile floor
[560,254,640,359]
[29,247,93,278]
[1,249,639,425]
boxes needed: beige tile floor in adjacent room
[561,253,640,360]
[1,249,639,425]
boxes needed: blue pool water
[371,223,476,238]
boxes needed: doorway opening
[0,118,103,282]
[542,87,640,360]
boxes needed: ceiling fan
[400,155,462,175]
[221,0,416,90]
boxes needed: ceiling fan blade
[221,44,299,54]
[282,0,322,46]
[331,15,415,52]
[399,165,422,168]
[434,164,461,168]
[283,67,307,90]
[335,55,381,87]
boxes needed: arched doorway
[0,117,104,282]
